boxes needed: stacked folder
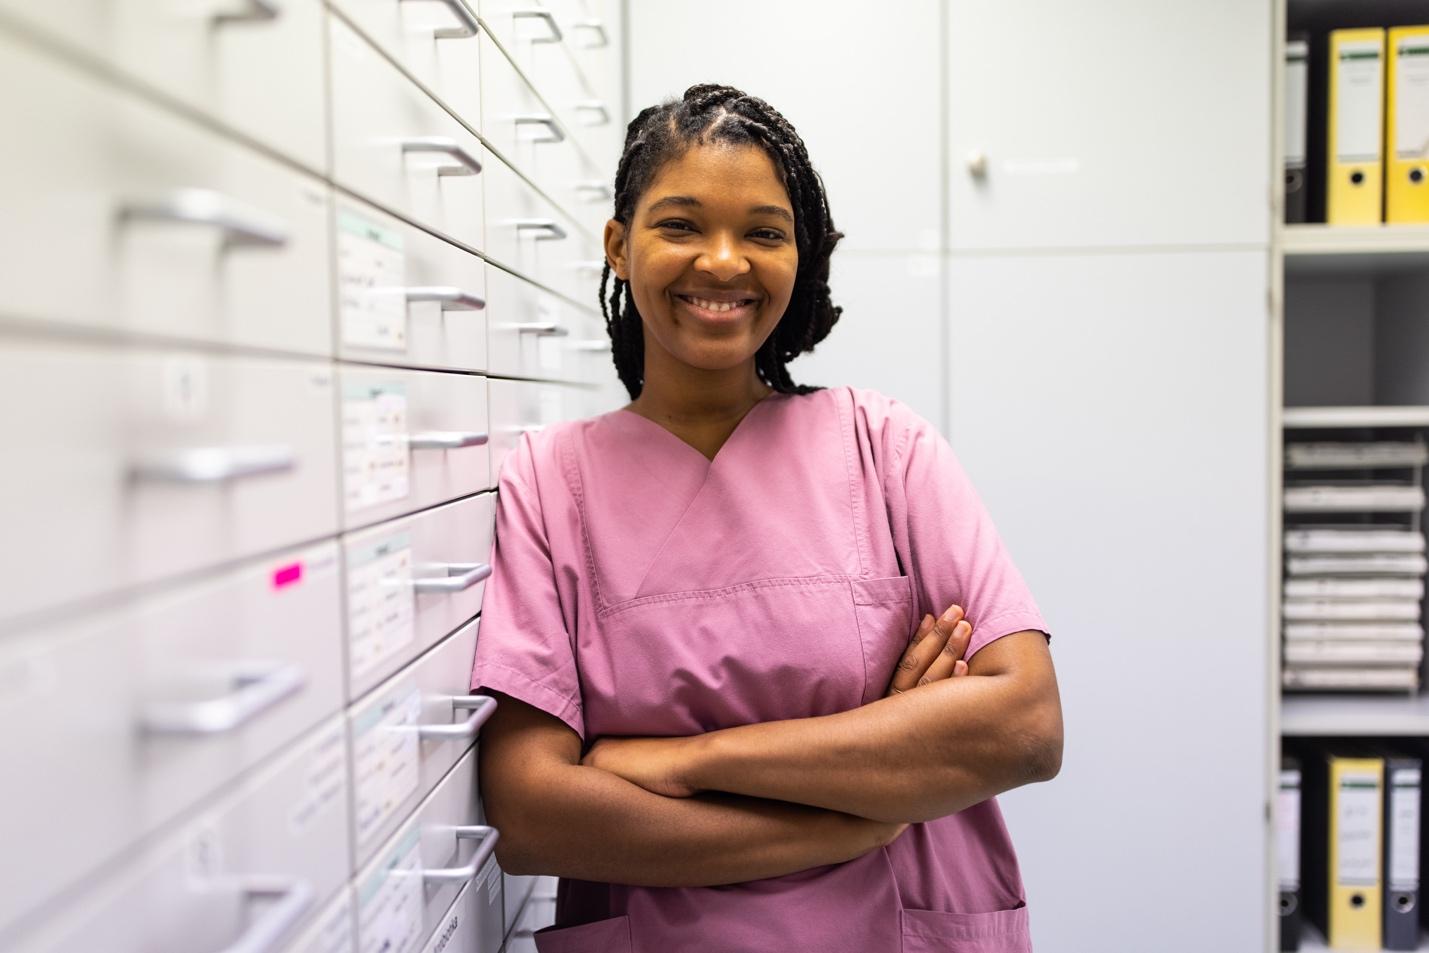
[1282,746,1422,951]
[1283,24,1429,225]
[1283,437,1428,692]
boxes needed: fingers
[919,619,973,685]
[886,606,962,697]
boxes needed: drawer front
[0,0,326,172]
[417,871,502,953]
[328,0,483,132]
[283,886,356,953]
[486,264,606,381]
[336,197,490,373]
[0,32,332,358]
[354,749,490,953]
[349,617,489,864]
[502,872,536,940]
[487,377,574,482]
[343,496,496,698]
[482,153,596,300]
[339,367,492,530]
[0,343,339,625]
[504,894,557,953]
[12,717,351,953]
[477,30,580,206]
[330,15,487,253]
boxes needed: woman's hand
[582,735,701,798]
[885,605,973,697]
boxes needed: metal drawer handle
[423,826,501,884]
[418,694,498,740]
[572,339,612,352]
[574,101,611,126]
[412,561,492,594]
[401,0,480,39]
[515,114,566,144]
[515,219,568,241]
[513,9,561,42]
[508,321,569,336]
[217,879,313,953]
[119,189,289,248]
[142,662,306,735]
[575,182,613,201]
[129,445,296,484]
[573,259,605,277]
[405,286,486,311]
[517,423,546,434]
[402,137,483,176]
[408,431,489,450]
[214,0,280,23]
[570,18,608,48]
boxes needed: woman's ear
[604,219,629,281]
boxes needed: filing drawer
[0,32,332,357]
[344,496,496,698]
[482,152,596,300]
[349,617,491,865]
[336,197,490,373]
[339,366,492,530]
[418,875,503,953]
[0,342,339,626]
[327,0,483,132]
[353,748,496,953]
[11,716,350,952]
[283,886,356,953]
[486,263,606,381]
[501,872,536,941]
[503,892,557,953]
[0,0,326,173]
[477,30,578,205]
[0,541,343,935]
[487,377,574,481]
[330,15,488,254]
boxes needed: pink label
[272,562,303,589]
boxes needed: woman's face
[605,142,798,377]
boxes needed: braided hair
[599,84,844,399]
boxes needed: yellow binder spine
[1386,26,1429,223]
[1327,755,1383,950]
[1327,28,1386,225]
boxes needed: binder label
[1337,41,1385,162]
[1390,773,1421,889]
[1395,41,1429,160]
[1337,773,1382,886]
[1277,772,1301,890]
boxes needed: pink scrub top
[470,385,1050,953]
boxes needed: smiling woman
[470,84,1061,953]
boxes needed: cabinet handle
[412,561,492,593]
[408,431,489,450]
[516,114,566,143]
[129,445,296,484]
[142,662,306,735]
[213,0,280,24]
[570,18,609,48]
[119,189,289,248]
[507,320,569,336]
[575,182,613,201]
[422,826,501,884]
[965,150,989,179]
[573,259,605,277]
[418,694,498,740]
[513,9,562,43]
[515,219,568,241]
[402,137,483,176]
[574,100,611,126]
[405,286,486,311]
[518,423,546,434]
[216,880,313,953]
[401,0,480,39]
[571,339,612,352]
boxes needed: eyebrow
[646,195,795,225]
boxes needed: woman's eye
[655,219,695,232]
[750,229,787,242]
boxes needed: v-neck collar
[615,392,789,467]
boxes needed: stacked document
[1283,438,1428,693]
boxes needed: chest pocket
[851,574,918,705]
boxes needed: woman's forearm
[487,756,899,887]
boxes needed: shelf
[1296,922,1429,952]
[1281,224,1429,277]
[1284,407,1429,429]
[1281,693,1429,736]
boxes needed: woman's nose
[695,233,750,281]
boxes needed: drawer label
[360,829,425,953]
[338,208,408,352]
[353,685,422,845]
[343,383,411,513]
[346,534,417,681]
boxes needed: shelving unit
[1282,224,1429,275]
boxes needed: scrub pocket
[851,574,918,704]
[900,904,1032,953]
[533,914,633,953]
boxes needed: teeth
[686,296,749,313]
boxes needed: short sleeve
[881,397,1050,660]
[470,432,585,739]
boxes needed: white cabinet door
[945,249,1269,953]
[946,0,1271,250]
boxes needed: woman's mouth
[674,294,760,322]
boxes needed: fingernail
[940,605,961,624]
[921,613,934,629]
